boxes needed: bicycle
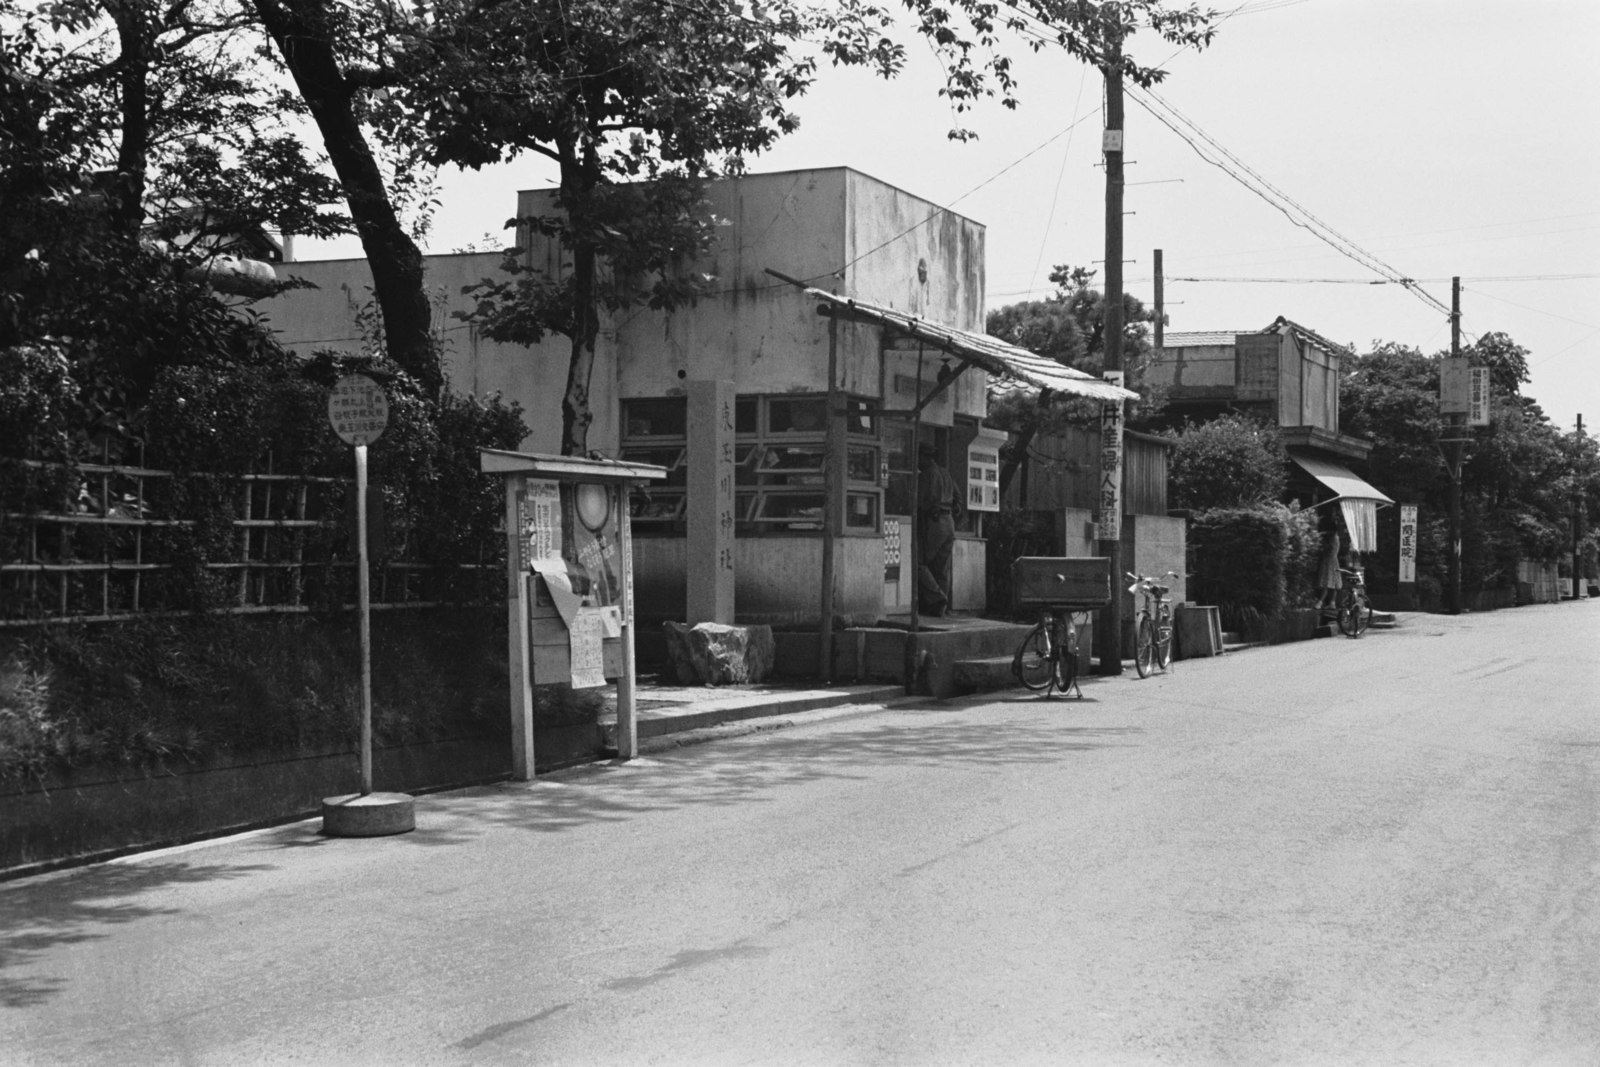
[1335,564,1372,637]
[1012,607,1085,699]
[1128,571,1179,678]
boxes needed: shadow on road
[371,704,1146,843]
[0,859,274,1009]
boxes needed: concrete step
[952,655,1019,693]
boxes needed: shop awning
[803,287,1138,403]
[1291,452,1393,555]
[1289,452,1393,505]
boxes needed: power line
[1126,83,1453,319]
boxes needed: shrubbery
[1166,414,1287,513]
[1189,502,1322,635]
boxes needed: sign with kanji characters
[1095,373,1125,541]
[1468,367,1490,426]
[327,374,389,446]
[1399,504,1418,584]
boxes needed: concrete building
[264,167,1134,631]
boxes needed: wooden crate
[1012,556,1110,608]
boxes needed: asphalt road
[3,603,1597,1066]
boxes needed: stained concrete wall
[513,168,989,422]
[1148,342,1236,396]
[260,169,994,626]
[633,533,885,626]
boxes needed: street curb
[636,684,907,738]
[634,697,918,755]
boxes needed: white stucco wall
[514,167,990,418]
[261,252,590,453]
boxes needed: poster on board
[523,479,623,688]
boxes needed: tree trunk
[562,242,599,456]
[557,143,602,456]
[109,2,149,240]
[253,0,441,398]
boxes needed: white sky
[299,0,1600,435]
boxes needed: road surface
[3,603,1597,1065]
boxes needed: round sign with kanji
[328,374,390,446]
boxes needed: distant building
[1151,317,1393,549]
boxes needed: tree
[249,0,444,398]
[1340,333,1600,602]
[382,0,910,454]
[985,264,1164,495]
[1164,413,1286,513]
[1,0,349,440]
[242,0,1217,454]
[893,0,1219,142]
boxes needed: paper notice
[569,607,608,689]
[530,557,582,627]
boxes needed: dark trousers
[918,514,955,614]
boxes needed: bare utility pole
[1445,276,1464,615]
[1153,249,1164,350]
[1575,414,1587,600]
[1094,14,1126,675]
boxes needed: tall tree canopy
[984,264,1165,493]
[1,0,349,438]
[7,0,1221,454]
[1340,333,1599,597]
[250,0,1219,452]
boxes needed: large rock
[661,622,775,686]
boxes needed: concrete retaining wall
[1,735,530,876]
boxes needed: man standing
[917,440,964,617]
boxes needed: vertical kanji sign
[1399,504,1418,584]
[1096,372,1125,542]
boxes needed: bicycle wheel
[1349,593,1372,637]
[1013,620,1056,691]
[1055,616,1079,694]
[1154,605,1173,669]
[1337,591,1366,637]
[1135,615,1155,677]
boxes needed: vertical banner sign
[1468,367,1490,426]
[1399,505,1418,584]
[1096,372,1125,542]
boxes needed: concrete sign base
[321,792,416,837]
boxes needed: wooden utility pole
[1445,276,1464,615]
[1153,248,1164,351]
[1575,414,1587,600]
[1093,14,1126,675]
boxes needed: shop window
[624,397,687,438]
[622,394,884,535]
[846,492,879,529]
[768,397,828,434]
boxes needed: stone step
[952,655,1020,693]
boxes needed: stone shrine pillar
[686,380,736,624]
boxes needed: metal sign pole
[321,373,412,837]
[355,442,373,796]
